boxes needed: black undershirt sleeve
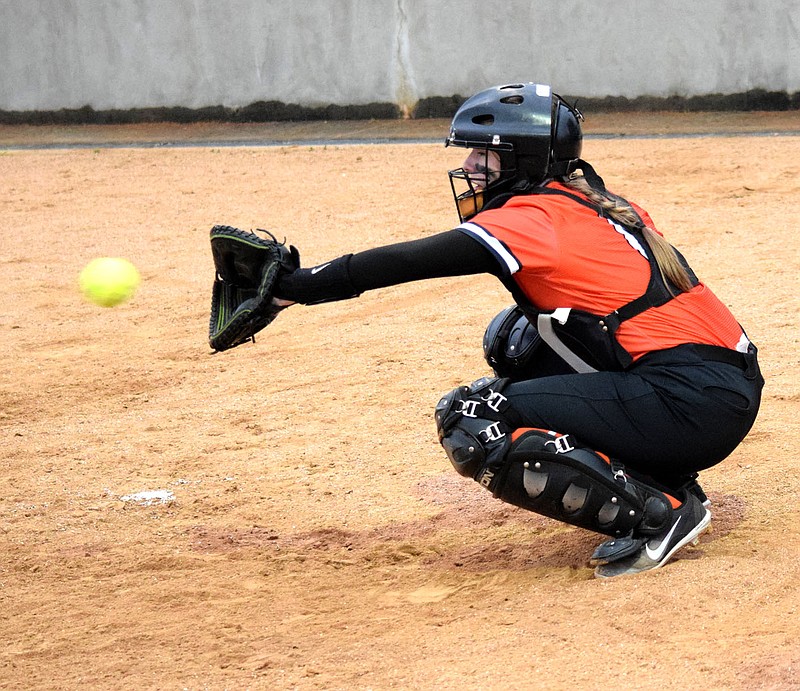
[276,229,502,304]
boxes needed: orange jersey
[457,182,748,362]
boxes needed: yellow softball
[79,257,141,307]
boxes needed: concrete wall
[2,0,799,115]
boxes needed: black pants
[503,343,764,491]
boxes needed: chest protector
[497,186,698,372]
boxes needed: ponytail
[563,175,694,294]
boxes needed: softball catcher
[208,82,763,577]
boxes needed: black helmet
[446,83,583,221]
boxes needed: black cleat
[594,491,711,578]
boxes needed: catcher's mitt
[208,225,298,352]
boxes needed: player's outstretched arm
[275,229,499,305]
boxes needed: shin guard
[435,380,674,539]
[493,429,673,537]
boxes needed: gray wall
[2,0,799,114]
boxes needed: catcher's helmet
[446,83,583,221]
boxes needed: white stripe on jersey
[458,222,521,274]
[606,218,647,258]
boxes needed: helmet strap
[569,159,606,191]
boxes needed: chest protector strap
[500,182,698,372]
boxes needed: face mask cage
[448,168,485,222]
[447,148,516,222]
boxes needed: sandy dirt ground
[1,112,799,690]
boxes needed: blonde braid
[564,176,694,294]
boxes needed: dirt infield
[2,114,799,689]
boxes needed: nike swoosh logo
[645,516,682,562]
[311,262,332,275]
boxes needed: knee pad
[434,376,514,487]
[483,305,576,379]
[483,306,543,379]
